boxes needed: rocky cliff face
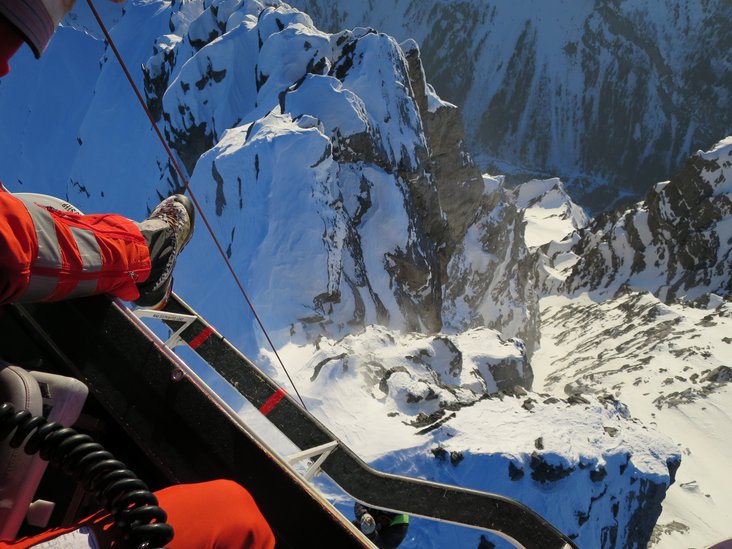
[142,0,539,349]
[288,0,732,210]
[551,138,732,303]
[442,175,541,354]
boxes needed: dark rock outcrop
[562,141,732,303]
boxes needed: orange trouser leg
[0,192,151,304]
[151,480,275,549]
[0,192,37,303]
[0,480,275,549]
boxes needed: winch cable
[85,0,307,411]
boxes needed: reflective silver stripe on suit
[69,226,103,272]
[65,279,100,300]
[16,197,103,301]
[22,275,58,302]
[20,198,62,268]
[17,198,63,301]
[65,227,104,298]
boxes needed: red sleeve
[0,15,25,78]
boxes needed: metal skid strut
[133,309,197,349]
[286,441,340,481]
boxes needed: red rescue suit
[0,187,151,304]
[0,479,276,549]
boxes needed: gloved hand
[0,0,126,58]
[359,513,376,536]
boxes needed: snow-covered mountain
[551,138,732,303]
[533,138,732,547]
[288,0,732,211]
[0,1,728,547]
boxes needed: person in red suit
[0,2,276,547]
[0,0,191,310]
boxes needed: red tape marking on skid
[259,388,287,416]
[189,326,215,350]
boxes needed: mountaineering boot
[133,194,195,309]
[359,513,376,537]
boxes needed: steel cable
[85,0,307,410]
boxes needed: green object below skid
[389,514,409,526]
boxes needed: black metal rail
[163,294,578,549]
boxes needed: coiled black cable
[0,402,174,548]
